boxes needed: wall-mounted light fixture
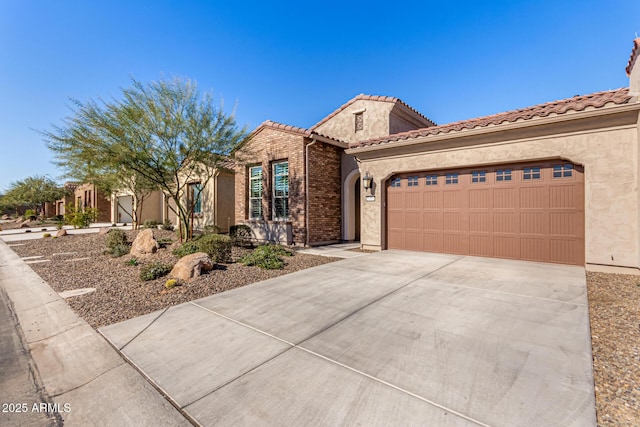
[362,171,373,192]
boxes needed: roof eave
[346,102,640,155]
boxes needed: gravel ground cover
[6,232,639,426]
[9,230,339,329]
[587,272,640,427]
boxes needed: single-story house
[236,38,640,270]
[110,164,235,233]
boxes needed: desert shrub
[64,205,97,228]
[230,224,253,248]
[24,209,36,220]
[172,241,201,258]
[139,262,172,281]
[42,233,51,238]
[110,244,130,257]
[162,220,174,231]
[197,234,232,263]
[203,224,221,235]
[126,257,139,266]
[106,229,128,250]
[239,244,292,270]
[143,219,159,229]
[55,220,64,230]
[157,237,173,248]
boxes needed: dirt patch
[10,230,339,329]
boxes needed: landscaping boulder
[56,229,67,237]
[169,252,213,281]
[1,214,9,220]
[99,227,111,235]
[19,220,31,228]
[130,228,159,257]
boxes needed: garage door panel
[520,186,546,209]
[443,212,462,231]
[405,192,423,209]
[387,162,584,265]
[405,212,422,229]
[520,212,547,235]
[550,239,579,264]
[493,212,517,234]
[493,187,516,209]
[443,191,461,208]
[549,212,578,236]
[469,212,491,233]
[423,212,442,231]
[494,236,518,258]
[469,189,490,209]
[469,235,492,257]
[549,186,576,209]
[443,234,467,254]
[423,192,442,209]
[520,238,547,262]
[423,233,443,252]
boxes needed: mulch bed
[9,230,339,329]
[6,232,640,426]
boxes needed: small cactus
[43,233,51,238]
[165,279,177,289]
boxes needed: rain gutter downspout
[305,136,318,247]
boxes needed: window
[249,166,263,219]
[523,167,541,180]
[471,171,486,183]
[355,112,364,131]
[390,177,401,187]
[496,169,512,182]
[272,161,289,220]
[553,164,573,178]
[445,173,459,184]
[188,182,203,214]
[408,176,419,187]
[425,175,438,185]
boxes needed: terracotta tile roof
[350,88,633,150]
[311,94,436,130]
[251,120,347,145]
[627,37,640,76]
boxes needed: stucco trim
[347,102,640,155]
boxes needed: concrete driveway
[100,251,595,426]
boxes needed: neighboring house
[110,164,235,232]
[55,182,79,217]
[74,183,111,222]
[236,38,640,271]
[111,190,164,225]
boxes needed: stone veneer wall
[235,128,307,245]
[308,142,342,244]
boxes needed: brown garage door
[386,161,584,265]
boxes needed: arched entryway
[343,170,361,241]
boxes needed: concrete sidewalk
[0,239,190,426]
[101,250,596,426]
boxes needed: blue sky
[1,0,638,191]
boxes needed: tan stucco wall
[354,112,640,268]
[314,100,395,144]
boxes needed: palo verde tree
[44,77,247,240]
[2,175,65,216]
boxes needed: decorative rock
[1,214,9,220]
[130,228,159,257]
[169,252,213,281]
[99,227,111,235]
[56,229,67,237]
[19,220,30,228]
